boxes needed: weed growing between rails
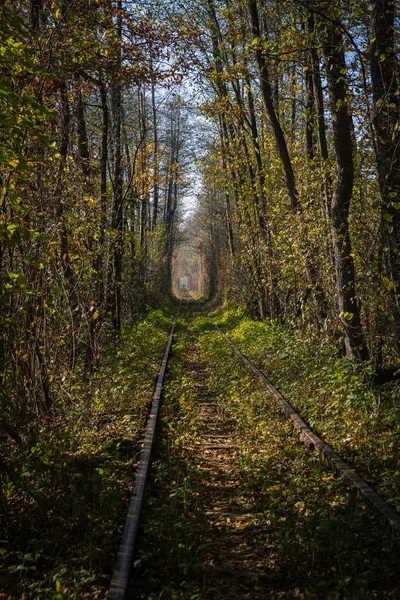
[195,314,400,598]
[0,308,173,599]
[214,307,400,513]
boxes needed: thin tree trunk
[99,73,108,306]
[305,65,315,160]
[151,63,159,229]
[219,115,235,258]
[308,12,328,161]
[320,16,368,360]
[30,0,42,30]
[110,0,123,332]
[248,0,328,322]
[74,77,90,179]
[165,103,180,283]
[56,82,71,273]
[248,0,299,211]
[139,85,148,254]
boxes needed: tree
[370,0,400,346]
[316,2,368,359]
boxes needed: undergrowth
[195,313,400,598]
[3,305,400,598]
[132,311,400,599]
[213,306,400,511]
[0,307,173,599]
[133,320,207,599]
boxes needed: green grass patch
[196,318,400,598]
[213,306,400,513]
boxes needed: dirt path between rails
[130,317,400,599]
[182,359,269,599]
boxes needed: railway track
[109,314,400,599]
[214,324,400,537]
[109,315,177,599]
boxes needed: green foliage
[0,308,173,598]
[0,12,51,168]
[196,313,400,597]
[214,306,400,510]
[0,6,53,300]
[135,312,400,598]
[0,0,182,433]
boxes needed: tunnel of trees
[1,0,400,595]
[2,0,400,417]
[1,0,400,426]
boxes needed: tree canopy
[1,0,400,425]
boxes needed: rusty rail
[215,324,400,538]
[109,315,178,599]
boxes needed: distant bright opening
[172,240,205,300]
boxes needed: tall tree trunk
[248,0,328,321]
[320,14,368,360]
[207,0,272,315]
[308,12,328,162]
[150,63,159,229]
[30,0,52,410]
[139,85,148,254]
[110,0,123,332]
[225,122,270,318]
[247,0,299,211]
[305,65,315,160]
[74,77,90,179]
[30,0,42,30]
[219,115,235,258]
[370,0,400,345]
[99,73,109,306]
[306,9,334,296]
[56,82,71,277]
[165,107,179,272]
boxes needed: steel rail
[109,315,178,599]
[215,324,400,538]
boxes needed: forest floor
[132,310,400,599]
[2,306,400,598]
